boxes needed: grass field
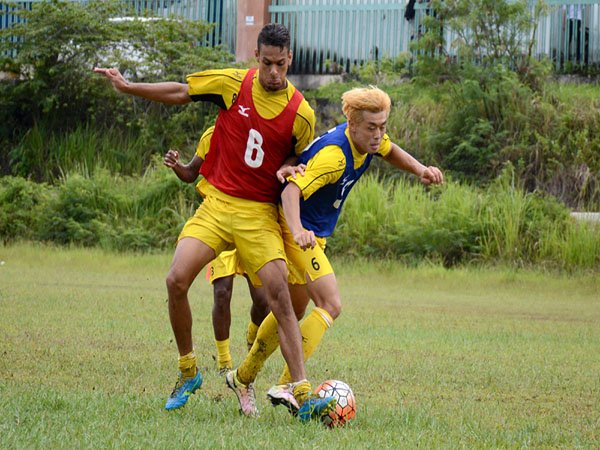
[0,243,599,448]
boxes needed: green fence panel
[3,0,600,73]
[269,0,600,73]
[1,0,236,53]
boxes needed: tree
[0,0,235,166]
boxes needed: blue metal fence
[2,0,600,73]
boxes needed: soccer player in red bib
[94,23,335,420]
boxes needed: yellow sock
[236,312,280,385]
[291,379,312,406]
[246,320,259,349]
[178,350,197,379]
[215,338,232,370]
[278,307,333,384]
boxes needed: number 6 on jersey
[245,128,265,168]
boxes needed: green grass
[1,243,599,448]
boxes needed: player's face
[255,44,292,92]
[348,110,388,154]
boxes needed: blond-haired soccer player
[163,127,269,376]
[231,86,443,413]
[95,23,335,420]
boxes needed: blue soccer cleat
[297,395,337,423]
[164,370,203,410]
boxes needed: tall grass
[331,172,599,271]
[479,169,535,263]
[0,159,199,251]
[539,220,600,271]
[1,168,598,270]
[9,123,153,181]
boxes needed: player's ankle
[291,379,311,405]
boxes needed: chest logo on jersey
[238,105,251,117]
[334,176,355,209]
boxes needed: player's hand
[293,229,316,250]
[93,67,128,92]
[420,166,444,185]
[163,149,180,168]
[277,164,306,183]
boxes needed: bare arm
[163,150,203,183]
[93,67,191,105]
[384,143,444,185]
[281,182,316,250]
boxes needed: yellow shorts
[205,249,262,287]
[206,249,243,282]
[279,210,333,285]
[179,184,286,286]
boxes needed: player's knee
[213,284,233,305]
[266,287,293,317]
[320,297,342,320]
[165,271,189,297]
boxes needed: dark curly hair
[257,23,291,52]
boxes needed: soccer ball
[314,379,356,427]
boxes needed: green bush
[0,160,199,251]
[1,171,597,270]
[1,0,233,180]
[0,176,50,243]
[38,172,123,246]
[330,176,482,266]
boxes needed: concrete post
[236,0,271,63]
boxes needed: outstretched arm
[93,67,191,105]
[163,149,204,183]
[281,182,316,250]
[384,143,444,185]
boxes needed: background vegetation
[0,0,599,271]
[2,166,599,271]
[0,0,231,176]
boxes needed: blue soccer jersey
[296,123,374,237]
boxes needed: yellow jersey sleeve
[195,126,214,159]
[378,134,392,158]
[186,68,247,109]
[291,99,316,156]
[289,145,346,200]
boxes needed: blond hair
[341,86,391,124]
